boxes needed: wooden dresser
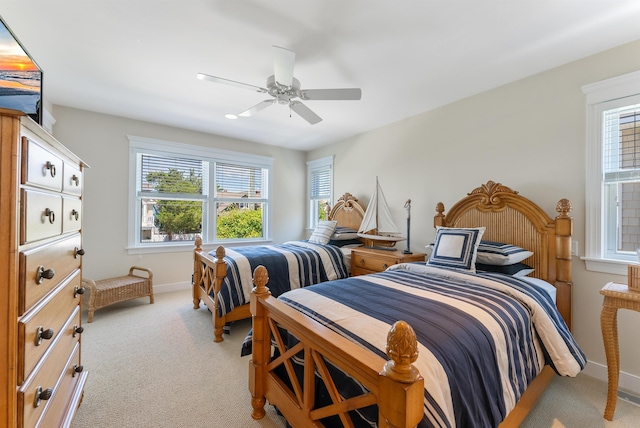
[0,108,88,428]
[351,247,426,276]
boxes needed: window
[128,136,273,252]
[582,70,640,274]
[307,156,333,229]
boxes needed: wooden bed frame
[248,181,574,428]
[192,192,365,342]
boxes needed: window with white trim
[128,136,272,252]
[582,71,640,274]
[307,156,333,229]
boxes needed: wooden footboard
[248,265,555,428]
[250,265,424,428]
[192,239,251,342]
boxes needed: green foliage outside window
[318,200,328,221]
[217,208,263,239]
[146,169,202,240]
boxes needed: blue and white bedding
[251,263,586,427]
[213,241,350,317]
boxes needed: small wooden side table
[600,282,640,420]
[351,247,426,276]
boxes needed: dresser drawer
[21,189,63,244]
[62,161,82,196]
[19,273,82,384]
[21,137,63,192]
[39,342,86,428]
[62,197,82,234]
[18,318,81,428]
[352,253,398,272]
[20,235,82,314]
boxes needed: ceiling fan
[197,46,362,125]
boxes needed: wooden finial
[381,321,420,383]
[215,246,225,260]
[252,265,270,295]
[195,236,202,252]
[556,198,572,217]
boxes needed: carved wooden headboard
[327,192,365,230]
[433,181,574,330]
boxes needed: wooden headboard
[327,192,365,230]
[433,181,573,330]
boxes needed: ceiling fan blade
[272,46,295,87]
[290,101,322,125]
[238,99,275,117]
[197,73,267,93]
[299,88,362,100]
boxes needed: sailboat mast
[375,176,379,235]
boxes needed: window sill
[582,256,634,276]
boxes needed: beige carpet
[72,289,640,428]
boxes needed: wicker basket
[82,266,154,322]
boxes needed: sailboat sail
[358,178,405,244]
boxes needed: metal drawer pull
[72,364,84,377]
[44,208,55,224]
[74,247,85,258]
[74,286,85,298]
[34,386,53,408]
[71,209,79,221]
[36,265,55,284]
[45,161,56,178]
[383,264,388,269]
[72,174,80,186]
[73,325,84,337]
[359,259,365,265]
[35,326,55,346]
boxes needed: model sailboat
[357,177,406,249]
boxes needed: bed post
[193,237,203,309]
[211,246,227,342]
[249,265,270,420]
[378,321,424,428]
[554,198,573,331]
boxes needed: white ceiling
[2,1,640,151]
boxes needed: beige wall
[308,40,640,394]
[51,106,306,291]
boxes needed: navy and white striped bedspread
[276,264,586,427]
[211,241,348,317]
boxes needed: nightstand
[351,247,426,276]
[599,282,640,421]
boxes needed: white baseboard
[583,359,640,397]
[154,281,191,294]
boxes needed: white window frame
[128,136,273,254]
[582,70,640,274]
[307,155,334,230]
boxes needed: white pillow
[476,241,533,266]
[308,220,338,244]
[426,226,485,272]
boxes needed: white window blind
[215,162,265,199]
[310,166,332,200]
[603,104,640,183]
[139,154,206,197]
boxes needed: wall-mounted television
[0,15,42,125]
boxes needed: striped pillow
[427,227,485,272]
[309,220,338,244]
[476,241,533,266]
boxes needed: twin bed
[192,192,366,342]
[192,181,585,427]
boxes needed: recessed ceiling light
[225,114,238,120]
